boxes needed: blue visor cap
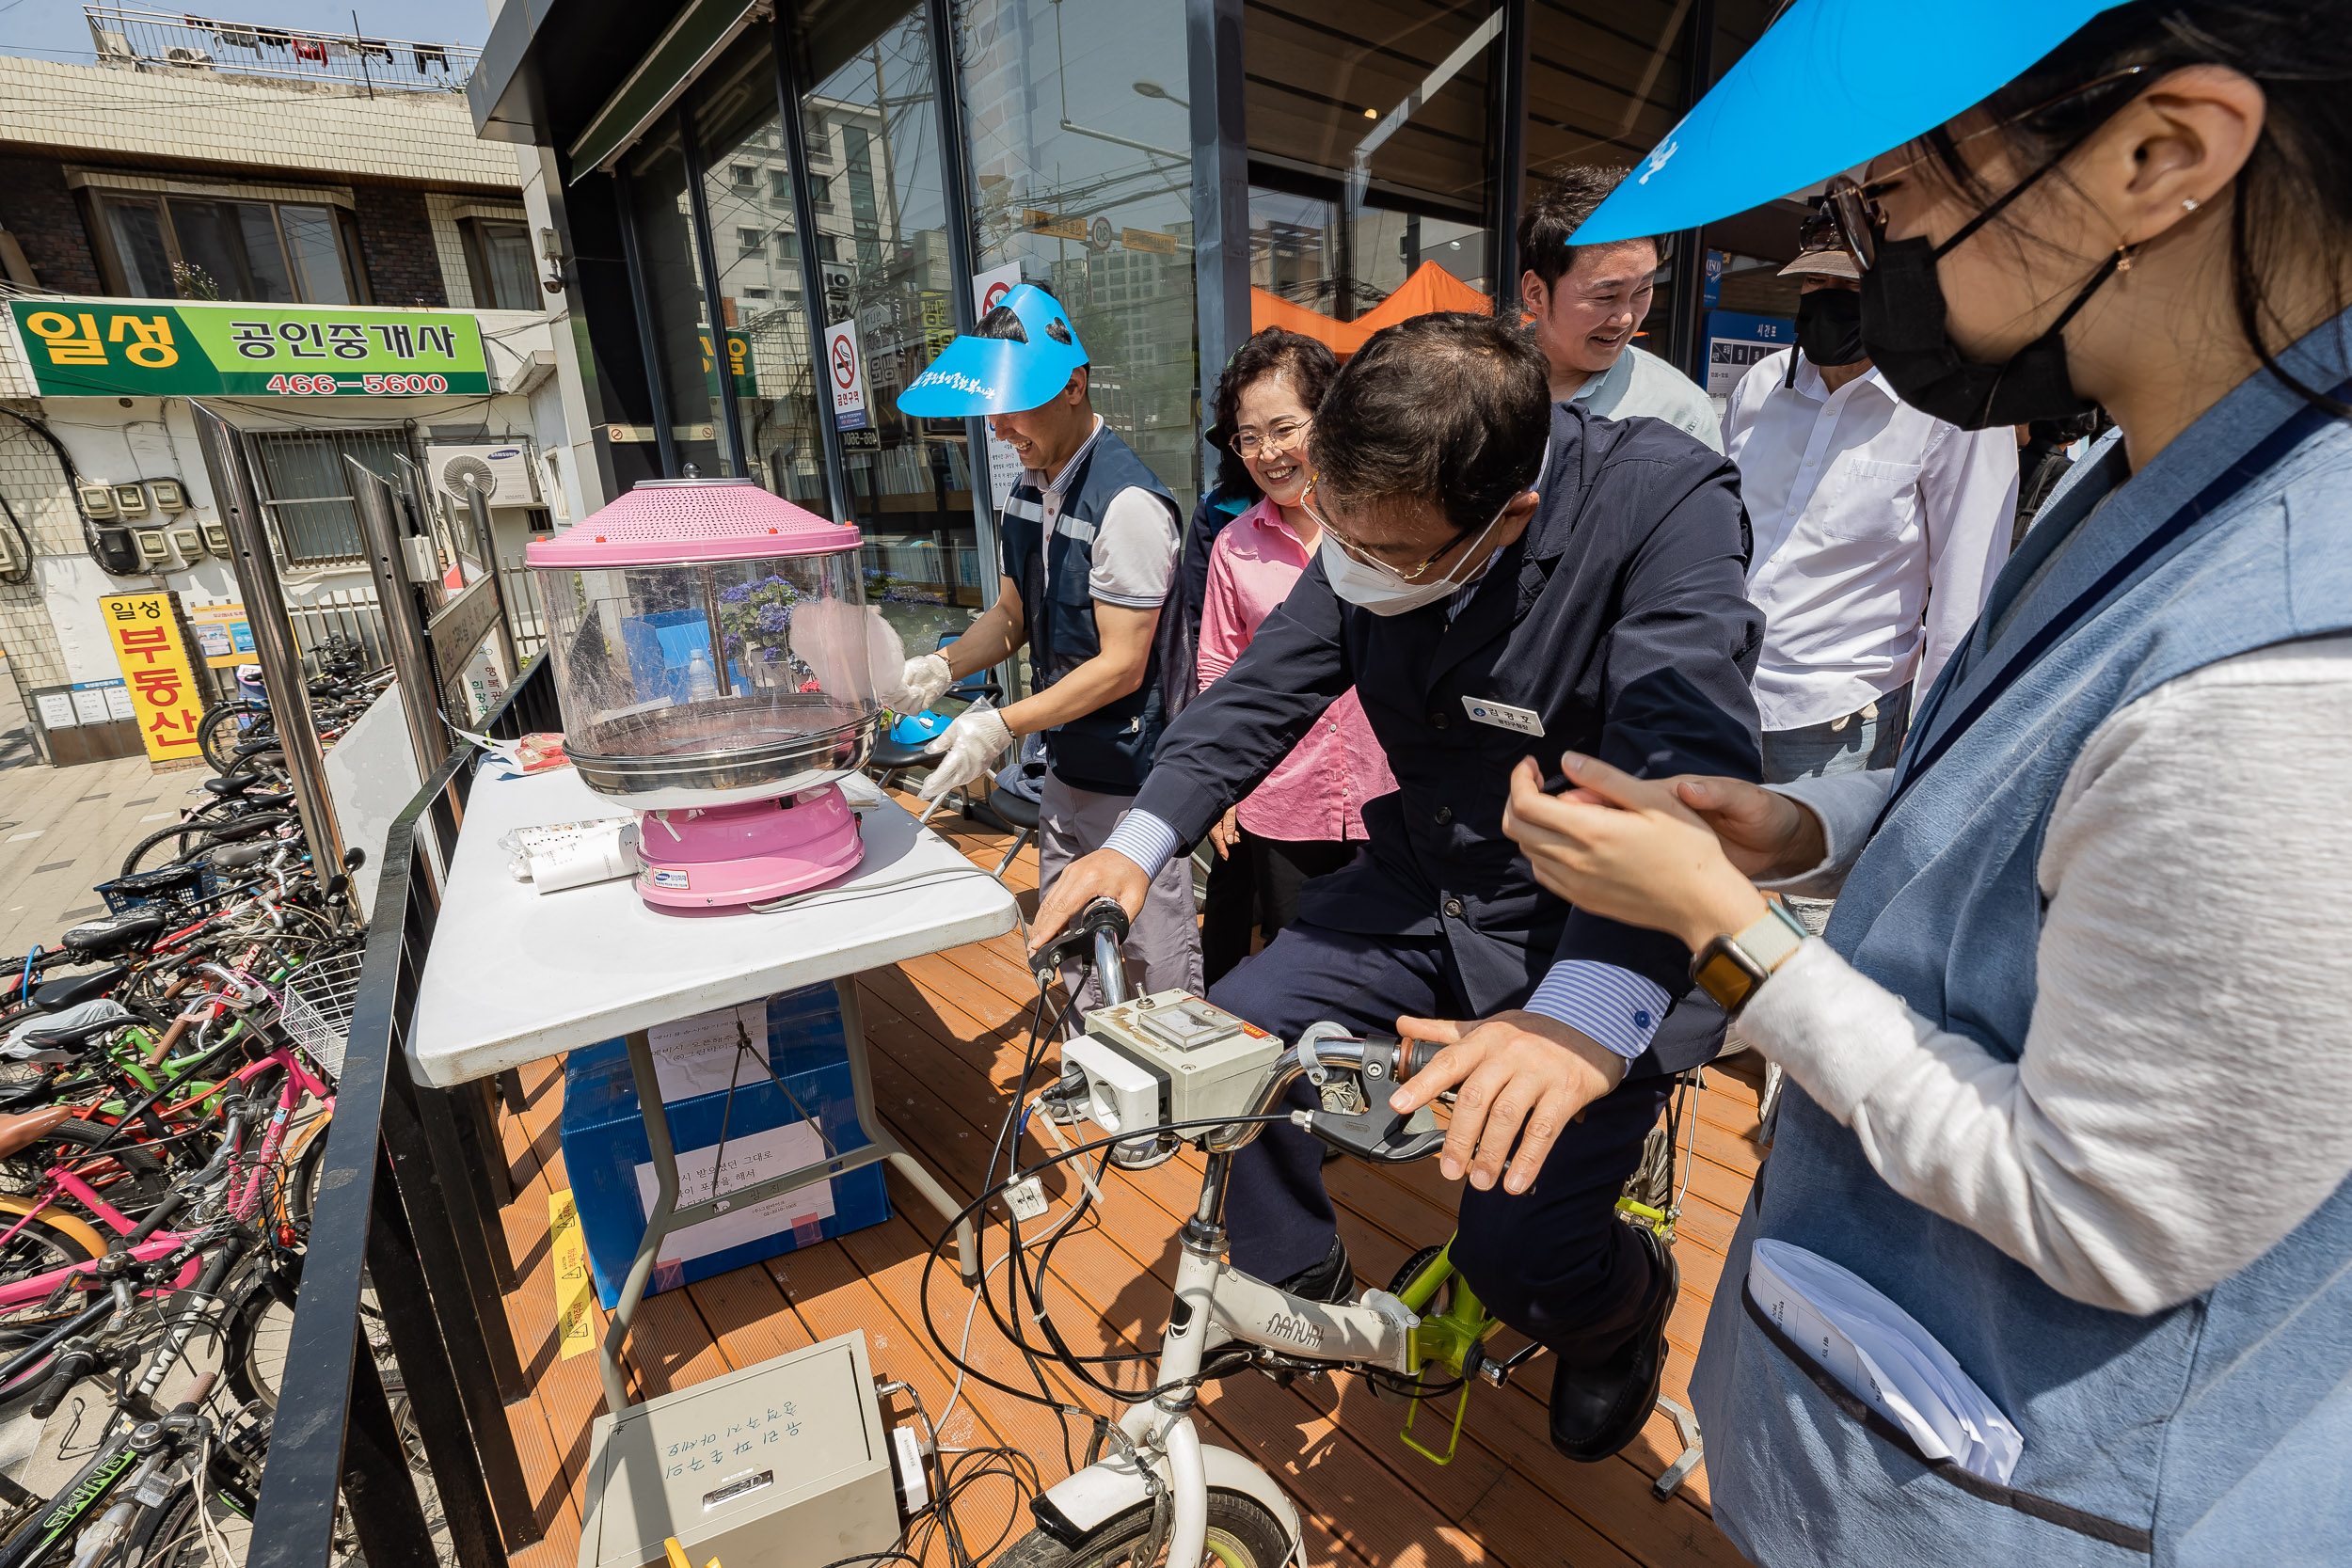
[896,284,1089,417]
[1572,0,2134,245]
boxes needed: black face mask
[1855,152,2123,430]
[1794,289,1867,368]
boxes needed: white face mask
[1316,495,1518,617]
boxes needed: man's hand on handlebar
[1386,1010,1628,1196]
[1028,847,1150,956]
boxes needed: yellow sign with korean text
[550,1190,596,1360]
[1025,209,1087,241]
[99,592,206,763]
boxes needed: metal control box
[577,1331,898,1568]
[1063,990,1282,1145]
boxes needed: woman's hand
[1502,753,1769,953]
[1669,775,1826,881]
[1209,809,1242,860]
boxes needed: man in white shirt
[1721,234,2018,784]
[1519,167,1721,451]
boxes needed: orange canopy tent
[1248,261,1493,358]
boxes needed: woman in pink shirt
[1199,327,1398,982]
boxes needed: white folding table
[407,766,1019,1414]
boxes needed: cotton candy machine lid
[524,477,860,569]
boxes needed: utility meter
[92,525,140,575]
[199,520,231,556]
[1061,991,1285,1155]
[133,528,169,567]
[148,479,188,513]
[167,525,204,561]
[76,483,118,520]
[112,484,151,519]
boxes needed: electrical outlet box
[132,528,169,566]
[400,535,439,583]
[1063,991,1283,1148]
[576,1331,898,1568]
[200,520,231,556]
[148,479,188,513]
[93,525,139,575]
[112,484,151,519]
[167,526,203,560]
[77,483,119,520]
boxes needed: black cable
[0,405,116,577]
[0,491,31,586]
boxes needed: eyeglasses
[1300,476,1502,586]
[1230,417,1312,460]
[1820,66,2150,273]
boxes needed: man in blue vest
[893,284,1201,1003]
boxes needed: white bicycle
[940,900,1464,1568]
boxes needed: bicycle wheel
[0,1119,170,1228]
[195,703,270,774]
[119,821,209,879]
[0,1211,96,1374]
[990,1493,1292,1568]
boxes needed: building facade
[0,21,591,764]
[471,0,1803,616]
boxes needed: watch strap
[1688,902,1811,1017]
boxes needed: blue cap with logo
[1570,0,2134,245]
[896,283,1089,418]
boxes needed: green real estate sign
[8,301,490,398]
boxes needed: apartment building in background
[0,9,595,766]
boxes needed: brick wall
[0,155,101,295]
[353,184,447,308]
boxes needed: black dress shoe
[1272,1235,1354,1305]
[1549,1226,1677,1463]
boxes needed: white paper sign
[644,1002,771,1103]
[34,692,75,729]
[972,261,1026,507]
[634,1119,836,1266]
[70,687,112,725]
[103,685,135,721]
[824,321,870,432]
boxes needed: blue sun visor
[1570,0,2135,246]
[896,284,1089,418]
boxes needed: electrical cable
[0,405,119,576]
[0,491,32,586]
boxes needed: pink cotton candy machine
[525,479,899,913]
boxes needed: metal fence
[248,428,416,566]
[85,6,478,90]
[246,657,560,1568]
[286,583,391,669]
[498,555,548,660]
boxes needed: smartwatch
[1688,902,1811,1018]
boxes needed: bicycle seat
[29,967,128,1011]
[8,1015,124,1053]
[59,913,167,958]
[244,790,295,810]
[206,816,281,845]
[201,776,258,797]
[208,843,274,871]
[230,738,279,756]
[0,1107,76,1160]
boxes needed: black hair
[1308,313,1549,536]
[1518,166,1644,289]
[1206,327,1341,499]
[973,283,1075,346]
[1931,1,2352,416]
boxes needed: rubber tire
[0,1118,170,1226]
[989,1491,1292,1568]
[119,819,208,878]
[196,702,270,774]
[1387,1244,1447,1301]
[0,1213,96,1390]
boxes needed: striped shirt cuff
[1102,809,1183,879]
[1521,961,1672,1061]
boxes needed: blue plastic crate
[559,983,890,1309]
[93,863,217,917]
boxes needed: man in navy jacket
[1033,312,1760,1461]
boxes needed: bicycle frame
[0,1047,330,1309]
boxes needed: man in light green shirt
[1518,167,1722,451]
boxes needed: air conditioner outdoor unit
[425,442,541,509]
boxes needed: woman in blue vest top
[1494,2,2352,1562]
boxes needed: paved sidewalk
[0,754,205,956]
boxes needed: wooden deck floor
[484,801,1767,1568]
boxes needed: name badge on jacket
[1462,696,1543,736]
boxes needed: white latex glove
[885,653,953,716]
[917,699,1012,802]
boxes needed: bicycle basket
[93,863,217,917]
[278,947,365,1079]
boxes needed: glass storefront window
[624,124,737,479]
[793,0,981,619]
[956,0,1200,517]
[691,32,832,514]
[1246,0,1504,326]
